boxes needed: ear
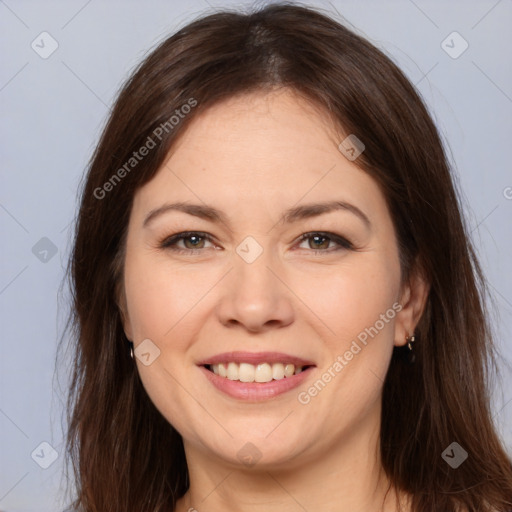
[394,266,430,347]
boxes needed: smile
[198,351,316,400]
[206,362,311,383]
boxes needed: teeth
[272,363,285,380]
[209,362,305,383]
[239,363,255,382]
[227,362,239,380]
[254,363,272,383]
[218,363,227,377]
[284,364,295,378]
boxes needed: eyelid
[159,230,354,254]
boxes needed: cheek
[123,255,207,432]
[123,252,205,342]
[299,257,400,342]
[303,264,399,417]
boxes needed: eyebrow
[143,200,371,230]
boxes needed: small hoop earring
[406,334,416,364]
[128,341,134,359]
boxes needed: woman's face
[121,88,417,470]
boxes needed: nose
[215,250,295,333]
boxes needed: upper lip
[197,351,316,367]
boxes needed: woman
[64,3,512,511]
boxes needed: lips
[197,351,316,400]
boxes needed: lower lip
[199,365,314,401]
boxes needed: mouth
[197,351,316,400]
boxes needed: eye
[159,231,216,253]
[295,232,353,253]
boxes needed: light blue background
[1,1,511,510]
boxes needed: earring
[128,341,134,359]
[406,334,416,364]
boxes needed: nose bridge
[233,241,280,304]
[215,237,294,330]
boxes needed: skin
[120,88,429,512]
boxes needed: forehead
[168,88,342,162]
[131,89,389,232]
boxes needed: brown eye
[160,232,215,252]
[306,234,331,250]
[296,232,353,252]
[181,234,206,249]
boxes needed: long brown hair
[63,3,512,510]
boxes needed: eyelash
[158,231,354,255]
